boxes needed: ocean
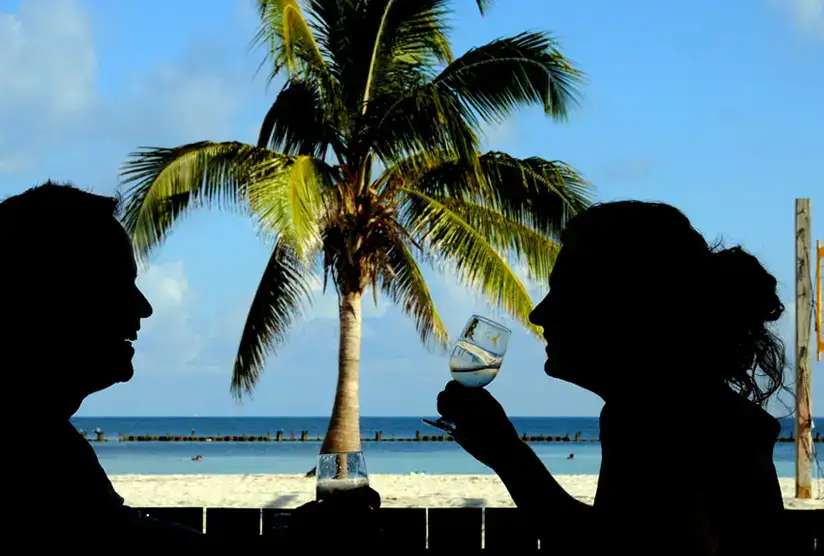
[72,416,823,478]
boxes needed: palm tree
[118,0,593,454]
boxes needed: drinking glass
[423,314,511,433]
[315,451,369,501]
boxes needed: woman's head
[529,201,786,406]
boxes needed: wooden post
[794,198,813,499]
[816,239,822,361]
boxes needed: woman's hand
[437,381,521,470]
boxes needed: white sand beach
[111,474,824,510]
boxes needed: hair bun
[710,247,783,324]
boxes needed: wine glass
[315,451,369,501]
[423,315,512,433]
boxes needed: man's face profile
[60,220,153,393]
[22,218,155,410]
[0,184,154,416]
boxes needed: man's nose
[137,288,153,318]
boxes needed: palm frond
[364,85,480,174]
[248,154,338,258]
[360,0,453,111]
[475,0,492,15]
[232,239,316,399]
[373,148,452,193]
[399,187,539,335]
[119,141,282,262]
[379,236,449,348]
[315,0,453,118]
[435,31,585,124]
[413,151,593,238]
[442,199,560,284]
[258,78,336,157]
[254,0,328,80]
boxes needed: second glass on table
[315,451,369,501]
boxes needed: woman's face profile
[530,242,611,398]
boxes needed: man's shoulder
[54,421,125,507]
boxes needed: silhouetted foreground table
[134,506,823,553]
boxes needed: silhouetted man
[2,182,201,544]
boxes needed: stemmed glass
[423,314,512,433]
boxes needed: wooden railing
[136,506,823,553]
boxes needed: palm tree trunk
[320,291,362,455]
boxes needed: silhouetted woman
[437,201,788,555]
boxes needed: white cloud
[596,156,653,182]
[0,0,253,186]
[0,154,32,175]
[98,42,248,145]
[135,261,204,368]
[138,261,191,314]
[0,0,96,117]
[0,0,97,173]
[478,119,517,150]
[773,0,824,38]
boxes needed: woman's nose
[530,295,550,325]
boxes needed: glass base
[421,418,455,434]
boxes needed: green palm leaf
[119,141,282,261]
[400,187,540,335]
[365,85,480,172]
[442,199,560,284]
[359,0,453,112]
[254,0,328,79]
[373,148,453,193]
[232,239,316,398]
[414,151,593,237]
[258,79,322,154]
[435,31,584,124]
[379,236,449,348]
[362,31,585,172]
[248,154,337,259]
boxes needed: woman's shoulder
[712,388,781,441]
[599,388,780,444]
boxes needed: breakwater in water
[80,430,824,444]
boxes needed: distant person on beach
[437,201,787,555]
[1,183,201,544]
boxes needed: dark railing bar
[135,506,822,552]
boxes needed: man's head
[0,181,153,416]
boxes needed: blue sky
[1,0,822,417]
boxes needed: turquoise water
[72,416,821,477]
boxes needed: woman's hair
[560,201,787,407]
